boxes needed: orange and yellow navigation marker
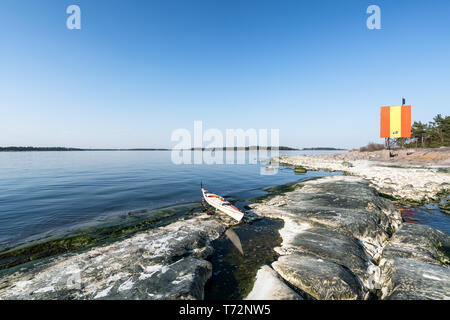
[380,105,411,138]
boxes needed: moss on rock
[438,202,450,215]
[0,205,195,270]
[294,166,307,173]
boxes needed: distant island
[0,147,170,152]
[301,147,347,151]
[183,146,299,151]
[0,146,298,152]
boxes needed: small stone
[438,202,450,215]
[341,161,353,168]
[293,166,307,173]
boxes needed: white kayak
[201,187,244,222]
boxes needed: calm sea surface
[0,150,448,251]
[0,150,338,250]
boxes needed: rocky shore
[276,149,450,203]
[0,213,234,300]
[247,175,450,300]
[0,152,449,300]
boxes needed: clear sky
[1,0,449,149]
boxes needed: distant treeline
[302,147,346,151]
[184,146,299,151]
[0,147,83,152]
[0,146,297,152]
[0,147,170,152]
[395,114,450,148]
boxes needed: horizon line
[0,146,348,152]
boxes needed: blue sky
[1,0,449,149]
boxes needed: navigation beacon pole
[400,97,406,149]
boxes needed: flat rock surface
[380,258,450,300]
[250,175,450,300]
[272,253,363,300]
[381,224,450,266]
[277,152,450,202]
[288,227,370,282]
[250,176,401,299]
[379,224,450,299]
[0,213,225,300]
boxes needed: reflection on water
[399,202,450,234]
[225,229,244,255]
[205,218,283,300]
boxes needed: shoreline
[275,149,450,204]
[0,211,238,300]
[0,156,449,300]
[0,184,274,300]
[247,175,450,300]
[0,203,204,271]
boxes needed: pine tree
[411,121,427,147]
[442,115,450,146]
[406,114,449,148]
[433,114,445,144]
